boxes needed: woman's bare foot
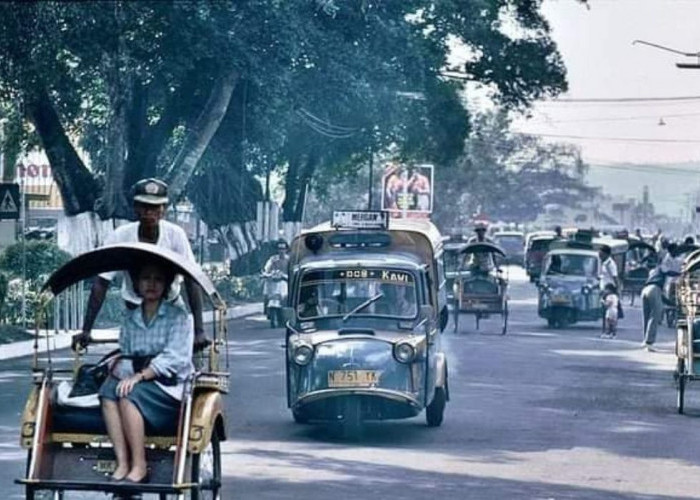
[112,463,129,481]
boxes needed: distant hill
[586,162,700,217]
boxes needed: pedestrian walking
[641,268,665,351]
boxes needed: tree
[433,110,595,230]
[0,1,573,248]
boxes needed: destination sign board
[332,210,389,230]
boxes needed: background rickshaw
[673,250,700,413]
[622,239,657,305]
[16,243,228,499]
[442,235,469,304]
[453,241,508,334]
[663,243,699,328]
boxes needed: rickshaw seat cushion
[52,403,178,436]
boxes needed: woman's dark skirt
[99,375,180,434]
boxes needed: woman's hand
[117,372,143,397]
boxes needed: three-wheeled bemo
[453,242,509,335]
[16,243,228,499]
[284,211,450,434]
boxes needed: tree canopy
[0,0,571,229]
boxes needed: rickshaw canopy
[42,243,224,309]
[627,239,656,254]
[460,241,506,258]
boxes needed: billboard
[381,163,434,218]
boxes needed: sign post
[0,183,20,220]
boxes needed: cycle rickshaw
[16,243,228,499]
[621,238,657,305]
[674,249,700,413]
[453,241,508,335]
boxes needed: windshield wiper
[342,292,384,322]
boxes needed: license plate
[551,295,569,304]
[328,370,380,388]
[468,302,489,309]
[95,460,116,474]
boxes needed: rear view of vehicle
[525,234,556,282]
[493,231,525,267]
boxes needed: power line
[514,131,700,144]
[541,95,700,103]
[524,111,700,124]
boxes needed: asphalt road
[2,267,700,499]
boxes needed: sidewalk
[0,302,262,361]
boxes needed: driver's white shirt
[99,220,196,304]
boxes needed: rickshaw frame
[674,250,700,414]
[16,243,229,499]
[452,241,509,335]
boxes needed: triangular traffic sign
[0,189,17,213]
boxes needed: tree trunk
[25,87,99,215]
[166,68,239,202]
[98,50,133,220]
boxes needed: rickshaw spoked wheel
[190,432,222,500]
[501,301,509,335]
[678,374,686,415]
[25,488,63,500]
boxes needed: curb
[0,302,263,361]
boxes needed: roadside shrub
[205,265,264,304]
[0,323,33,344]
[0,241,71,281]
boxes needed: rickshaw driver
[466,222,495,274]
[100,258,194,483]
[74,178,209,351]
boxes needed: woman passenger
[99,259,194,483]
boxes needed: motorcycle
[263,269,288,328]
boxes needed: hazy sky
[513,0,700,166]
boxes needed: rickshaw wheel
[426,387,447,427]
[475,314,480,330]
[191,432,222,500]
[678,374,686,415]
[501,302,509,335]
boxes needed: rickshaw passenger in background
[99,260,194,483]
[641,268,665,351]
[76,178,209,350]
[599,245,623,319]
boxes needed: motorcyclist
[262,239,290,314]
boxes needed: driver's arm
[184,277,204,339]
[75,276,110,349]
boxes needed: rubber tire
[342,397,363,440]
[426,387,447,427]
[678,374,686,415]
[547,317,556,328]
[191,432,222,500]
[292,409,309,424]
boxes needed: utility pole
[633,40,700,68]
[367,144,374,210]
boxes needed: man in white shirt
[74,178,209,350]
